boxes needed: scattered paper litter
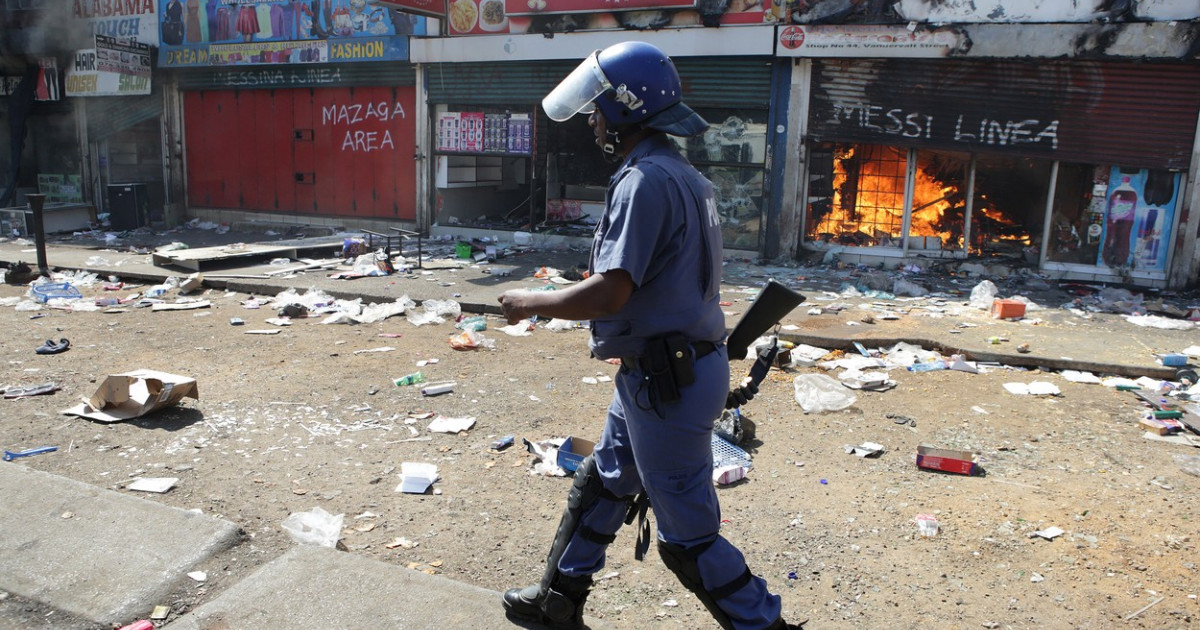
[1061,370,1101,384]
[1031,526,1065,540]
[844,442,885,457]
[245,329,281,335]
[397,462,438,493]
[353,346,395,355]
[187,571,207,582]
[127,477,179,493]
[427,416,476,433]
[1003,381,1060,396]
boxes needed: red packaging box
[990,298,1026,320]
[916,445,978,475]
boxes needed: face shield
[541,51,611,122]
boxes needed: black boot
[503,456,620,628]
[502,573,593,629]
[765,616,808,629]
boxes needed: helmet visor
[542,51,610,122]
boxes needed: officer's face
[588,109,607,152]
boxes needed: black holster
[642,333,696,404]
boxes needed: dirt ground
[0,268,1198,629]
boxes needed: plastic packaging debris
[499,321,534,337]
[892,278,928,297]
[948,355,978,374]
[793,374,857,413]
[394,372,425,386]
[839,370,895,391]
[713,465,747,485]
[1125,315,1195,330]
[455,315,487,331]
[1003,381,1061,396]
[420,382,456,396]
[281,507,344,547]
[397,462,438,493]
[714,408,754,445]
[845,442,885,457]
[449,329,494,350]
[545,318,582,332]
[969,280,999,309]
[522,438,569,477]
[914,514,940,537]
[788,344,832,367]
[907,360,947,373]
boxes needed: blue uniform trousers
[557,346,782,630]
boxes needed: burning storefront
[806,144,1049,260]
[781,24,1200,286]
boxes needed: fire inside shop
[804,143,1050,260]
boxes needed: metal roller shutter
[85,83,164,140]
[810,58,1200,170]
[424,57,773,108]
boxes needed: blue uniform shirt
[588,134,726,360]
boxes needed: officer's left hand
[725,375,758,409]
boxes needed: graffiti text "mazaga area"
[833,104,1059,149]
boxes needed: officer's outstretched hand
[725,375,758,409]
[497,290,533,325]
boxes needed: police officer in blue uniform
[498,42,803,630]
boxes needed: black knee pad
[657,539,753,630]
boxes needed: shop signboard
[374,0,447,18]
[157,0,426,67]
[67,35,153,96]
[503,0,694,16]
[71,0,161,47]
[444,0,772,36]
[777,24,963,58]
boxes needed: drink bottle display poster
[1098,166,1180,271]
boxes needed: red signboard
[780,25,805,49]
[504,0,695,17]
[376,0,448,19]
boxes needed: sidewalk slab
[0,463,240,627]
[164,545,615,630]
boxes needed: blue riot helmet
[542,41,708,138]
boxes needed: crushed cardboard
[61,369,198,423]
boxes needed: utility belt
[620,334,718,405]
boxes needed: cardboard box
[916,445,978,475]
[991,299,1026,320]
[556,436,595,473]
[62,369,198,423]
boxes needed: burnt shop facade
[776,27,1200,288]
[410,28,785,254]
[172,63,421,230]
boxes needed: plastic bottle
[393,371,425,386]
[1107,176,1138,222]
[907,360,947,373]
